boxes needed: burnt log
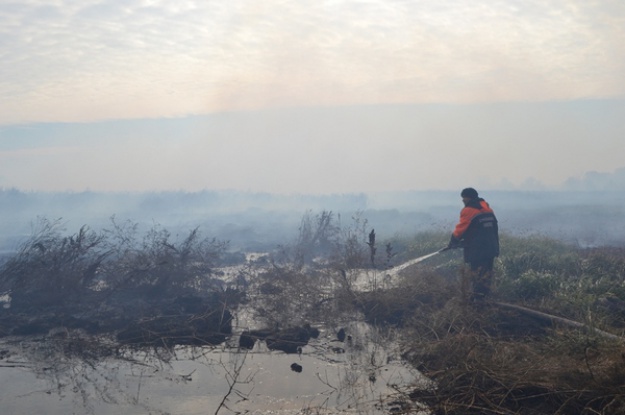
[238,323,319,354]
[116,309,233,347]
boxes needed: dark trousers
[468,257,495,299]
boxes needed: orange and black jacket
[452,198,499,263]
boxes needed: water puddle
[0,255,434,414]
[0,320,430,414]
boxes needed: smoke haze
[1,188,623,255]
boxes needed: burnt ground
[408,302,625,414]
[0,278,326,357]
[337,272,625,415]
[2,258,625,415]
[1,285,242,347]
[403,311,625,415]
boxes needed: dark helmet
[461,187,479,199]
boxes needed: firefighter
[448,187,499,301]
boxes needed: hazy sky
[1,0,624,193]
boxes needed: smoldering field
[2,188,625,414]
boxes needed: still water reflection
[0,322,429,414]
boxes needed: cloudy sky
[1,0,624,194]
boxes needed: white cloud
[1,0,625,124]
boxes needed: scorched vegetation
[1,212,625,414]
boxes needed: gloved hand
[447,235,462,249]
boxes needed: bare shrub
[101,217,228,295]
[293,210,341,269]
[0,218,108,310]
[250,210,377,327]
[0,216,236,345]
